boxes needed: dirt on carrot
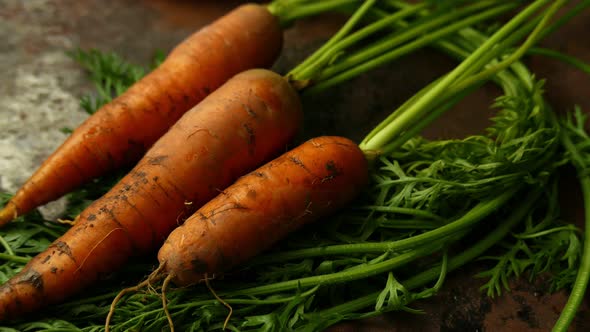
[157,136,368,286]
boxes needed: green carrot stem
[266,0,361,27]
[223,243,441,297]
[360,0,554,152]
[361,49,507,148]
[0,234,14,256]
[356,205,445,222]
[111,285,319,330]
[535,0,590,41]
[186,286,321,309]
[455,5,579,93]
[315,188,543,318]
[313,0,505,81]
[365,9,524,95]
[437,37,517,95]
[528,48,590,75]
[0,252,30,264]
[378,56,528,154]
[373,219,439,230]
[553,131,590,332]
[376,173,523,189]
[286,0,377,79]
[361,76,444,146]
[431,28,533,98]
[450,16,570,92]
[430,249,449,293]
[514,225,580,239]
[307,2,517,95]
[446,0,567,102]
[365,0,565,154]
[252,187,518,264]
[289,2,428,81]
[381,82,480,153]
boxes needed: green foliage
[0,1,587,331]
[58,48,165,134]
[552,106,590,331]
[14,63,563,331]
[67,48,165,115]
[267,0,364,27]
[0,193,67,285]
[477,181,582,297]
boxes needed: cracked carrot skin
[0,68,302,321]
[0,3,283,226]
[158,136,369,286]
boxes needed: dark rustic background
[1,0,589,330]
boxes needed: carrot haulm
[158,136,368,286]
[0,69,302,321]
[0,0,580,330]
[0,3,283,227]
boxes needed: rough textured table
[1,0,589,330]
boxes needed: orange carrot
[0,3,283,227]
[157,136,368,286]
[0,68,302,320]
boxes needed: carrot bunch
[103,0,574,330]
[0,0,587,331]
[134,0,578,330]
[151,0,558,287]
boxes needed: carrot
[0,3,283,227]
[0,68,302,321]
[157,136,368,286]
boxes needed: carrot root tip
[162,273,175,332]
[0,203,18,227]
[205,273,232,331]
[56,218,77,226]
[105,263,167,332]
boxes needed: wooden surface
[1,0,590,330]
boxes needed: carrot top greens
[67,49,165,116]
[1,0,590,331]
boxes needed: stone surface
[1,0,88,218]
[1,0,590,331]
